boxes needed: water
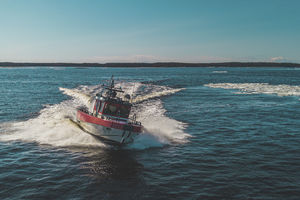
[0,67,300,199]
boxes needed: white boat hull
[78,120,138,144]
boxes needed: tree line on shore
[1,62,300,68]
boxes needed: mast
[104,75,124,98]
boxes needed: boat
[76,76,142,145]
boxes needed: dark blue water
[1,67,300,199]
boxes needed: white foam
[128,100,190,150]
[0,99,105,147]
[59,87,92,107]
[0,82,189,149]
[212,71,228,74]
[205,83,300,97]
[131,87,184,103]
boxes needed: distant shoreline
[1,62,300,68]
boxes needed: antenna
[101,75,125,98]
[110,75,114,89]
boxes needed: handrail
[101,114,141,126]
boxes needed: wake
[205,83,300,97]
[0,82,189,150]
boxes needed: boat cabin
[92,97,131,119]
[88,75,134,121]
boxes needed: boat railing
[101,114,141,126]
[128,114,142,126]
[101,114,128,122]
[130,121,142,126]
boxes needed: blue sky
[0,0,299,63]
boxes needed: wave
[131,88,184,103]
[0,82,189,150]
[59,83,185,104]
[128,100,190,150]
[205,83,300,97]
[212,71,228,74]
[59,87,92,107]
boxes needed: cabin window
[103,103,131,118]
[119,105,130,118]
[103,103,117,115]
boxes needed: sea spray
[0,82,189,149]
[0,98,105,147]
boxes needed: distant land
[1,62,300,68]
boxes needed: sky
[0,0,299,63]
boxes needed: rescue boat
[76,76,142,145]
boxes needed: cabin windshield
[103,103,131,118]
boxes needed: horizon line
[1,61,300,68]
[1,61,299,65]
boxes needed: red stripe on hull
[77,110,142,133]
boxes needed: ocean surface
[0,67,300,200]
